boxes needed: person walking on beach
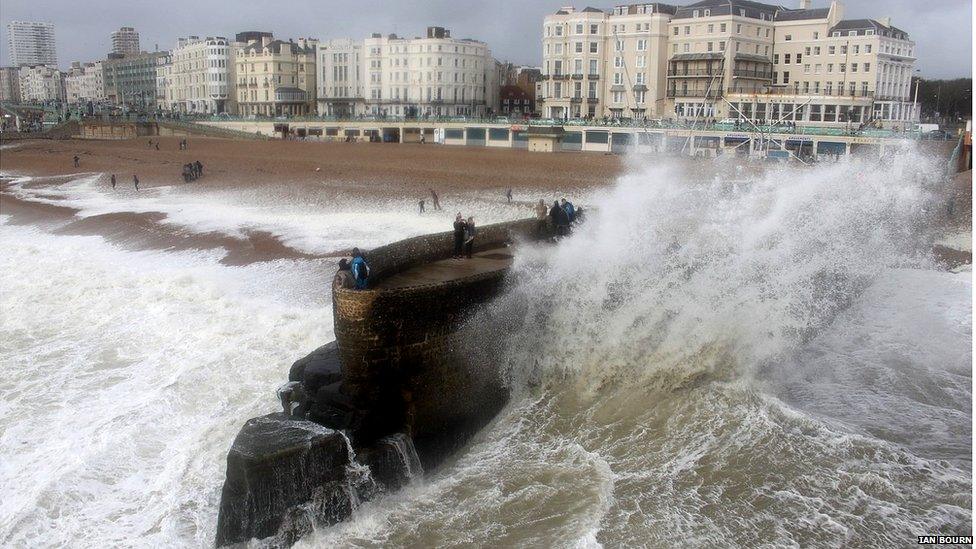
[463,216,477,259]
[429,188,441,210]
[506,188,513,203]
[147,139,153,148]
[155,142,159,151]
[73,155,80,167]
[452,213,466,259]
[110,174,116,189]
[350,248,370,290]
[419,199,425,214]
[133,175,140,191]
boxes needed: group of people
[453,213,478,259]
[536,198,577,236]
[182,161,204,182]
[334,248,370,290]
[147,139,160,150]
[108,173,140,190]
[178,138,189,150]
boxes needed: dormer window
[848,31,856,36]
[704,9,710,16]
[693,9,700,17]
[832,31,841,37]
[866,30,875,35]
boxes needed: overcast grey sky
[1,0,971,78]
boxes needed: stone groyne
[215,217,557,546]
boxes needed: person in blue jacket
[561,198,575,222]
[350,248,370,290]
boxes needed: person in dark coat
[452,213,466,258]
[333,258,355,289]
[133,174,140,190]
[549,200,569,235]
[195,160,203,177]
[463,216,477,258]
[73,155,80,167]
[110,174,116,189]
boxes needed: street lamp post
[912,69,920,124]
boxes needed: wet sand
[0,138,628,265]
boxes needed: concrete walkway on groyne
[375,247,515,289]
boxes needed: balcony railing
[727,87,876,99]
[732,69,773,79]
[667,89,723,98]
[587,73,600,80]
[570,96,582,103]
[571,74,584,80]
[667,70,723,77]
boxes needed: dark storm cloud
[1,0,971,78]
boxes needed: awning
[734,53,772,63]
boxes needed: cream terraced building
[163,36,235,114]
[540,0,918,128]
[18,64,65,103]
[317,27,499,118]
[539,4,675,119]
[235,33,318,117]
[65,61,105,104]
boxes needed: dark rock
[214,413,354,547]
[358,433,424,492]
[288,341,339,384]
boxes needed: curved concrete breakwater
[215,217,559,546]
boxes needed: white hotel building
[316,27,499,118]
[540,0,918,128]
[160,36,235,114]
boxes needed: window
[683,43,690,52]
[613,72,622,85]
[672,44,678,54]
[590,24,599,34]
[636,56,645,68]
[866,30,875,36]
[736,24,741,34]
[814,46,821,55]
[796,54,802,63]
[840,45,847,54]
[773,54,779,64]
[815,63,821,73]
[853,45,859,54]
[783,71,790,84]
[576,23,583,34]
[839,63,846,73]
[589,59,597,74]
[865,45,872,53]
[785,34,792,41]
[827,63,833,73]
[720,23,726,32]
[803,81,810,93]
[784,54,791,64]
[693,9,699,17]
[574,59,582,73]
[588,81,597,98]
[766,29,770,37]
[590,42,598,53]
[848,31,856,37]
[615,40,623,52]
[637,39,647,51]
[707,42,713,52]
[555,43,563,55]
[805,47,811,55]
[828,46,835,55]
[685,26,691,35]
[673,27,679,36]
[555,26,563,36]
[575,42,583,53]
[612,90,623,103]
[614,56,623,68]
[719,41,726,51]
[863,62,870,72]
[851,63,857,72]
[804,64,810,73]
[708,24,714,33]
[813,31,819,39]
[832,31,840,37]
[636,72,645,84]
[704,9,710,16]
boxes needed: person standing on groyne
[419,199,425,214]
[464,216,477,258]
[351,248,370,290]
[73,155,80,167]
[110,174,116,189]
[453,213,466,259]
[334,258,355,289]
[429,188,441,210]
[133,175,140,191]
[549,200,569,235]
[535,199,548,233]
[506,188,513,203]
